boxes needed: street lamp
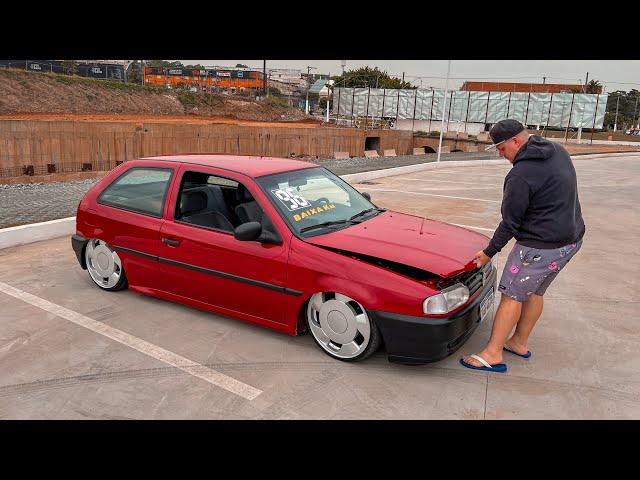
[306,66,316,114]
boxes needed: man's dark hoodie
[483,135,585,258]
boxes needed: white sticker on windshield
[271,188,311,211]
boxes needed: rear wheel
[306,292,381,362]
[84,239,128,291]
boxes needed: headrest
[236,183,254,202]
[181,190,208,215]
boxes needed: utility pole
[306,66,316,115]
[614,94,620,132]
[577,72,588,142]
[437,60,451,163]
[263,60,267,96]
[634,93,639,129]
[140,60,144,87]
[584,72,589,93]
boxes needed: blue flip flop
[460,354,507,373]
[503,345,532,359]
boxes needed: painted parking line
[364,188,502,203]
[0,281,262,401]
[400,178,504,187]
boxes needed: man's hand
[474,250,491,268]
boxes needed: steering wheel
[314,197,330,206]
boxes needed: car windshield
[256,166,384,237]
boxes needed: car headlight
[423,283,470,314]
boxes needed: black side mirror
[234,222,262,242]
[362,192,371,201]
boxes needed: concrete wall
[0,120,415,173]
[412,136,491,153]
[396,120,485,135]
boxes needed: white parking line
[0,281,262,401]
[366,188,501,203]
[401,178,504,187]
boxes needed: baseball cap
[484,119,525,150]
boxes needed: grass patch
[177,91,197,107]
[265,95,289,108]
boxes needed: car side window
[97,167,173,217]
[176,171,241,233]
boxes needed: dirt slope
[0,67,322,126]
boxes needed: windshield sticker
[293,204,335,221]
[271,188,312,211]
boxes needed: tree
[332,67,415,89]
[236,64,248,68]
[62,60,77,76]
[586,79,602,94]
[128,68,140,84]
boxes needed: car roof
[140,154,319,178]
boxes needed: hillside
[0,67,320,124]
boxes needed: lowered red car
[71,154,496,364]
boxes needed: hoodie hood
[513,135,556,165]
[304,211,489,278]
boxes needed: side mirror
[362,192,371,201]
[234,222,262,242]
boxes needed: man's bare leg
[505,293,543,355]
[461,294,522,366]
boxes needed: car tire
[84,238,128,291]
[306,292,381,362]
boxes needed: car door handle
[162,238,180,247]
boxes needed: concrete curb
[0,217,76,250]
[1,152,637,249]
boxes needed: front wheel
[84,239,128,291]
[306,292,381,362]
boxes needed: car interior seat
[181,189,234,232]
[235,183,264,224]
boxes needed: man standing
[460,119,585,372]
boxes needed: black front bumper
[370,266,497,365]
[71,234,88,269]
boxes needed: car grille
[460,262,492,297]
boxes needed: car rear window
[97,167,173,217]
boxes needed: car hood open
[305,210,489,278]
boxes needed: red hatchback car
[71,154,496,364]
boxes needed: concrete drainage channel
[0,152,636,250]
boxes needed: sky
[174,60,640,93]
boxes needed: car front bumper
[370,266,497,365]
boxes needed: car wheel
[84,239,128,291]
[306,292,381,362]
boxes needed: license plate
[479,287,494,322]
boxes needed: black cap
[485,119,525,150]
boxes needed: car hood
[305,210,489,278]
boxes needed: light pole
[437,60,451,163]
[614,94,620,132]
[306,66,316,114]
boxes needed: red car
[71,154,496,364]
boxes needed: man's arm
[483,174,531,258]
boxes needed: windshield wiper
[300,219,362,233]
[349,207,386,221]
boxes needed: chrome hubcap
[85,239,123,289]
[307,292,371,359]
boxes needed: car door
[158,165,291,327]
